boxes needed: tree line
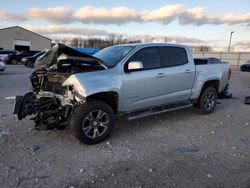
[53,34,141,49]
[53,34,212,52]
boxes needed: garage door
[14,40,30,51]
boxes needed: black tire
[71,100,115,144]
[11,59,17,64]
[28,61,34,68]
[196,86,217,114]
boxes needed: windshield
[94,46,135,67]
[16,51,25,55]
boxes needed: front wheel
[28,61,34,68]
[71,100,115,144]
[196,86,217,114]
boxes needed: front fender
[62,70,121,101]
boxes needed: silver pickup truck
[14,43,231,144]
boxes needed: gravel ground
[0,65,250,188]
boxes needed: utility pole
[165,36,168,43]
[228,31,234,52]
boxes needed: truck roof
[114,43,188,49]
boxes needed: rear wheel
[71,100,115,144]
[196,86,217,114]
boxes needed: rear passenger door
[160,46,195,104]
[121,47,167,111]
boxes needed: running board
[128,103,193,121]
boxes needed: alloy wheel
[82,110,109,139]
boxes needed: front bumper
[0,61,5,71]
[13,93,36,120]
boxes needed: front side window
[162,47,188,67]
[128,47,161,70]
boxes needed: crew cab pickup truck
[14,43,231,144]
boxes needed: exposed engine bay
[14,44,105,130]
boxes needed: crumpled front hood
[34,43,105,70]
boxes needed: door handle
[156,73,165,77]
[185,69,192,73]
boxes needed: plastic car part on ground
[177,145,200,152]
[244,96,250,104]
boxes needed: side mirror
[127,61,143,71]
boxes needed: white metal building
[0,26,51,51]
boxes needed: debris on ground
[244,96,250,104]
[16,175,49,186]
[207,174,213,178]
[224,92,233,98]
[177,145,200,153]
[31,144,41,152]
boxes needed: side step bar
[128,103,193,121]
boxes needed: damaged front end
[14,70,74,130]
[14,43,105,130]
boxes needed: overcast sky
[1,0,250,49]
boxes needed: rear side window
[129,47,161,70]
[161,47,188,67]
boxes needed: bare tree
[191,45,212,52]
[199,45,211,52]
[61,38,67,45]
[56,35,141,49]
[71,38,79,48]
[108,34,116,45]
[164,36,168,43]
[116,35,124,44]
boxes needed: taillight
[228,67,232,80]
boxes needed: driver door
[121,47,167,111]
